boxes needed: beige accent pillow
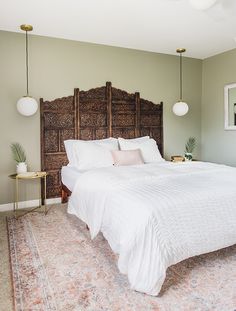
[111,149,144,166]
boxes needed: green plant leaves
[185,137,196,154]
[10,143,26,163]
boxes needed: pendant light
[173,48,189,117]
[17,24,38,116]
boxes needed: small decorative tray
[17,172,38,178]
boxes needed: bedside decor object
[16,162,27,174]
[17,172,38,178]
[184,137,196,161]
[171,155,185,162]
[173,48,189,116]
[17,24,38,116]
[9,171,47,219]
[11,142,27,173]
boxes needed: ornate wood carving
[40,82,163,199]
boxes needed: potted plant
[11,142,27,173]
[184,137,196,161]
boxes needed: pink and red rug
[8,205,236,311]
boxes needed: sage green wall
[0,30,202,204]
[202,48,236,166]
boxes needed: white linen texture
[64,138,118,168]
[118,136,150,142]
[61,166,87,192]
[68,161,236,296]
[72,140,116,170]
[118,138,164,163]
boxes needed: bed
[40,83,236,296]
[67,161,236,295]
[40,82,163,202]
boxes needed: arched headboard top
[40,82,163,198]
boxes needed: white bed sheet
[67,161,236,295]
[61,166,87,192]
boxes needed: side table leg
[13,180,16,217]
[15,178,19,219]
[44,175,47,215]
[39,176,41,208]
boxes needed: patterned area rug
[8,205,236,311]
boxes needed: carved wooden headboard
[40,82,163,199]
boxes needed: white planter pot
[184,153,193,161]
[16,162,27,174]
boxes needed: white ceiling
[0,0,236,59]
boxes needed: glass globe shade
[17,96,38,116]
[189,0,217,10]
[173,101,189,116]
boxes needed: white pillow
[72,140,114,169]
[64,138,118,166]
[118,136,149,143]
[118,138,164,163]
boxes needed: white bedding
[61,166,87,192]
[67,161,236,295]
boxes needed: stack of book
[171,155,185,162]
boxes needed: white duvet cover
[68,161,236,295]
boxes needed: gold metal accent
[176,47,186,101]
[176,48,186,54]
[20,24,34,96]
[9,172,48,219]
[20,24,33,32]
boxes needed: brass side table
[9,172,48,219]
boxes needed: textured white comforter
[68,161,236,295]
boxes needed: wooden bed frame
[40,82,163,203]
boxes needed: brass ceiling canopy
[20,24,33,32]
[176,48,186,54]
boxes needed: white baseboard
[0,197,61,212]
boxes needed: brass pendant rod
[180,52,182,101]
[25,30,29,96]
[176,48,186,102]
[20,25,33,96]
